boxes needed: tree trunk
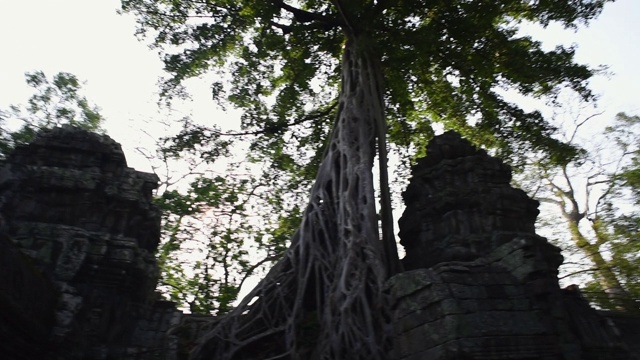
[191,34,392,360]
[566,216,637,311]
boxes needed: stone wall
[605,311,640,357]
[0,233,57,360]
[388,131,635,360]
[0,126,183,360]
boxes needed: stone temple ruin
[0,127,182,359]
[0,126,638,359]
[390,131,638,359]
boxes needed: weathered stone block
[391,131,634,360]
[0,231,57,359]
[0,126,181,359]
[448,283,487,299]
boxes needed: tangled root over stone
[191,36,396,360]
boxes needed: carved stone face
[0,126,161,299]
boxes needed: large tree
[121,1,612,358]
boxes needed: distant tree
[583,112,640,311]
[134,117,299,315]
[520,111,640,313]
[122,1,613,358]
[0,71,104,158]
[155,172,267,314]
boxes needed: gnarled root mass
[191,37,392,360]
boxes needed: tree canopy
[0,71,105,158]
[122,0,605,163]
[121,0,614,358]
[586,113,640,311]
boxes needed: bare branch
[592,144,630,218]
[569,111,603,143]
[559,267,602,280]
[537,197,564,206]
[236,254,282,295]
[268,20,292,34]
[270,0,343,27]
[217,101,338,137]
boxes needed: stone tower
[388,131,634,360]
[0,126,181,359]
[399,130,540,270]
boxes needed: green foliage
[151,125,303,314]
[159,117,234,163]
[0,71,105,158]
[580,212,640,312]
[589,112,640,310]
[612,113,640,202]
[518,111,640,312]
[156,173,251,314]
[121,0,608,169]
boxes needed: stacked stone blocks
[389,131,633,360]
[0,126,182,359]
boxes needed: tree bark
[190,34,392,360]
[565,209,637,312]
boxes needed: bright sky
[0,0,243,170]
[1,0,638,172]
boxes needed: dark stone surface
[2,126,160,252]
[0,126,183,360]
[603,311,640,358]
[0,232,57,360]
[390,131,635,360]
[399,131,540,270]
